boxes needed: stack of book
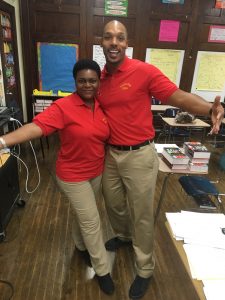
[162,146,189,170]
[33,99,53,113]
[183,142,210,172]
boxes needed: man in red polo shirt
[98,20,224,299]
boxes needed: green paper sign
[105,0,128,17]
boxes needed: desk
[154,157,207,223]
[165,222,205,300]
[0,154,21,241]
[162,118,210,142]
[151,105,176,112]
[0,153,10,167]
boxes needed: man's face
[101,21,128,67]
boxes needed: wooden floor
[0,134,224,300]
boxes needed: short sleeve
[33,102,65,136]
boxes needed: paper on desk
[166,211,225,299]
[180,211,225,249]
[154,143,178,154]
[183,244,225,280]
[165,212,184,240]
[202,280,225,300]
[166,211,225,249]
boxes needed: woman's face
[76,69,99,101]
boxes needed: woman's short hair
[73,59,101,80]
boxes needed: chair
[178,152,225,211]
[156,108,190,143]
[151,97,161,105]
[211,125,225,148]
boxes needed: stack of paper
[166,211,225,248]
[166,211,225,300]
[203,280,225,300]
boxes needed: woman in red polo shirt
[0,59,114,295]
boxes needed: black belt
[109,139,153,151]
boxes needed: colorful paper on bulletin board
[159,20,180,42]
[195,52,225,91]
[162,0,184,3]
[105,0,128,16]
[145,48,184,85]
[208,25,225,43]
[37,42,78,93]
[215,0,225,8]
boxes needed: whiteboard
[191,51,225,102]
[145,48,185,86]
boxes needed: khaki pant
[56,175,110,276]
[102,144,159,278]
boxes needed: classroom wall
[3,0,27,121]
[19,0,225,121]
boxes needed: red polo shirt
[98,56,178,145]
[33,93,110,182]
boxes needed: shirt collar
[73,92,99,108]
[102,56,130,78]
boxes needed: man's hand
[210,96,224,135]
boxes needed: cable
[0,279,14,299]
[8,118,41,193]
[11,151,40,194]
[10,117,21,157]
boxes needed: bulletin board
[37,42,79,94]
[191,51,225,102]
[145,48,184,86]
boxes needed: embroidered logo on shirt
[120,83,131,90]
[102,117,107,124]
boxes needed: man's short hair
[73,59,101,80]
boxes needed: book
[185,155,209,164]
[193,194,217,210]
[162,147,189,165]
[188,162,208,172]
[183,142,210,159]
[161,156,188,170]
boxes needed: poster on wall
[93,45,133,70]
[194,52,225,91]
[159,20,180,42]
[162,0,184,4]
[208,25,225,43]
[191,51,225,101]
[37,43,78,94]
[145,48,184,86]
[105,0,128,16]
[215,0,225,8]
